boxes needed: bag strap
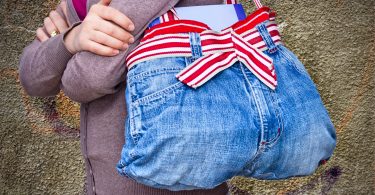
[224,0,263,9]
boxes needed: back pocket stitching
[128,68,185,87]
[133,81,186,106]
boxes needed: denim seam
[133,82,186,106]
[235,62,267,174]
[129,99,140,144]
[128,68,184,84]
[239,62,266,153]
[127,80,141,144]
[263,90,285,148]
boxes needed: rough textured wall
[0,0,374,194]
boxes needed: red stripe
[141,35,189,45]
[167,11,174,21]
[127,41,189,61]
[202,46,233,53]
[234,46,274,85]
[238,51,275,86]
[127,42,190,64]
[233,33,271,64]
[269,29,280,38]
[234,12,269,34]
[225,0,237,4]
[201,37,232,47]
[235,44,271,75]
[128,35,189,59]
[177,54,213,78]
[192,54,237,86]
[230,6,270,33]
[142,20,210,41]
[180,52,233,84]
[247,35,264,45]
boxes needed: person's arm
[60,0,180,103]
[18,0,135,98]
[18,0,77,97]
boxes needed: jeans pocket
[127,57,187,107]
[126,57,189,144]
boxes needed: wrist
[63,24,80,54]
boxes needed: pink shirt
[72,0,87,20]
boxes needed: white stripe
[163,13,169,22]
[232,35,273,68]
[242,31,261,41]
[240,26,278,39]
[159,15,164,23]
[141,33,189,44]
[202,48,234,55]
[128,37,190,58]
[234,11,268,32]
[236,49,276,83]
[201,43,234,51]
[188,52,237,87]
[251,35,281,48]
[239,57,276,90]
[176,53,220,80]
[253,0,262,8]
[201,33,232,41]
[192,57,237,88]
[239,28,258,38]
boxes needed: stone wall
[0,0,374,194]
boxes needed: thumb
[98,0,111,6]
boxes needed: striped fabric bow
[176,29,277,89]
[127,6,280,90]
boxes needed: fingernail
[128,37,134,44]
[113,50,119,55]
[128,24,135,31]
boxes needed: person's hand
[36,1,69,42]
[63,0,135,56]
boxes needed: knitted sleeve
[59,0,180,103]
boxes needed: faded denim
[116,21,337,191]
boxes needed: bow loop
[176,29,277,90]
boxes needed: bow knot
[176,29,277,90]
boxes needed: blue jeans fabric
[116,21,337,191]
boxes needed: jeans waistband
[126,6,282,90]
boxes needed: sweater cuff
[43,21,82,74]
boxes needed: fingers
[90,30,127,51]
[91,4,134,32]
[86,40,120,56]
[49,10,69,33]
[36,27,49,42]
[99,6,135,31]
[91,17,134,43]
[44,17,56,35]
[61,1,68,21]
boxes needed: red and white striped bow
[176,29,277,90]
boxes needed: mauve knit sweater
[18,0,230,194]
